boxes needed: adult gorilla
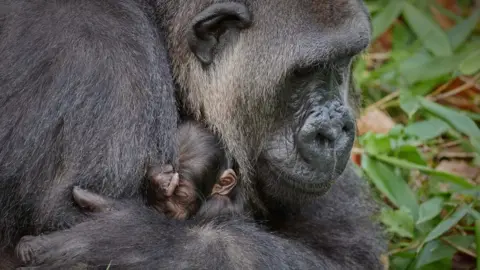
[0,0,385,269]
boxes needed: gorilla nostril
[297,102,355,166]
[314,125,339,143]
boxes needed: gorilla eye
[292,65,317,78]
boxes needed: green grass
[354,0,480,269]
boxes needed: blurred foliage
[353,0,480,269]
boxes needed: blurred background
[352,0,479,269]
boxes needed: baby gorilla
[15,122,245,266]
[147,121,241,220]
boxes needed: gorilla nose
[297,101,355,166]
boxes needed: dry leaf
[356,108,396,136]
[436,160,480,182]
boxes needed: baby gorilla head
[148,121,241,220]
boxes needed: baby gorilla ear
[72,186,113,213]
[187,2,252,65]
[211,169,237,196]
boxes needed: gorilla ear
[211,169,237,196]
[188,2,252,65]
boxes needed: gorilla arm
[0,0,178,246]
[15,192,325,270]
[16,175,384,270]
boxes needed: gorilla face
[165,0,371,200]
[259,68,357,197]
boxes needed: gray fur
[0,0,178,247]
[1,0,385,269]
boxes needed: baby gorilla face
[148,164,238,220]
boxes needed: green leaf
[400,89,421,118]
[362,156,419,219]
[404,118,450,141]
[392,19,415,51]
[372,154,474,189]
[402,54,468,84]
[469,208,480,220]
[380,207,415,239]
[459,50,480,75]
[399,81,439,117]
[362,155,396,203]
[395,145,427,166]
[424,205,470,243]
[398,49,433,73]
[417,197,444,225]
[448,11,480,50]
[444,235,475,249]
[415,240,456,269]
[388,124,405,137]
[402,2,452,57]
[418,258,452,270]
[419,98,480,149]
[371,1,405,40]
[391,251,416,270]
[471,138,480,156]
[359,133,392,155]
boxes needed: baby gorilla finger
[15,236,46,266]
[164,172,179,196]
[15,232,89,268]
[150,166,179,198]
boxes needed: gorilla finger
[165,173,180,197]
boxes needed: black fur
[1,0,386,269]
[14,166,384,269]
[14,200,323,270]
[0,0,177,246]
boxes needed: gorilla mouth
[282,174,334,194]
[283,164,336,193]
[262,153,337,194]
[257,128,347,195]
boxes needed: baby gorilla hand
[148,164,180,198]
[13,187,153,269]
[15,231,89,269]
[15,235,39,266]
[148,164,197,220]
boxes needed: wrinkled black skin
[0,0,385,269]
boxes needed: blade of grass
[424,205,470,243]
[370,154,474,189]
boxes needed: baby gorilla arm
[15,188,323,269]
